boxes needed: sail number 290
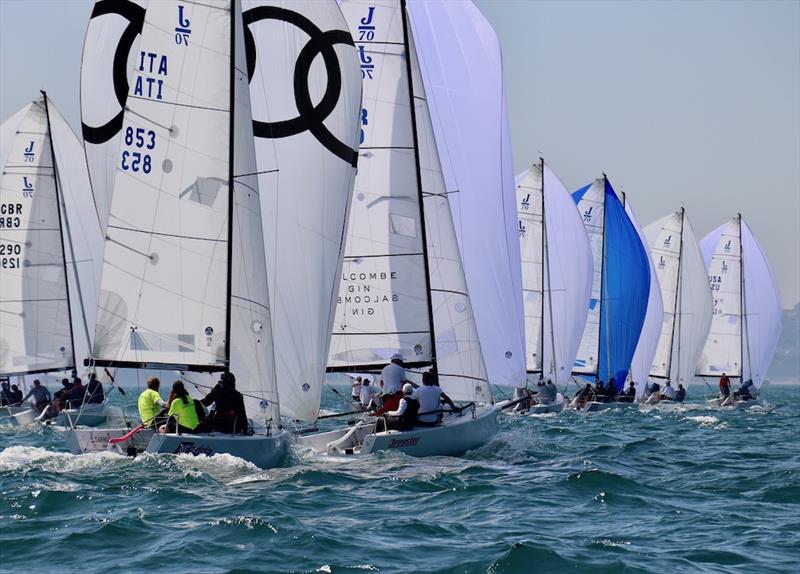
[120,126,155,174]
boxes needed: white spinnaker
[47,98,105,368]
[330,0,432,369]
[408,0,526,389]
[572,179,604,375]
[627,199,663,393]
[0,101,73,375]
[80,0,147,234]
[697,218,742,378]
[408,13,488,402]
[89,1,232,368]
[740,219,782,388]
[244,0,361,422]
[516,165,544,374]
[645,210,712,389]
[541,163,593,386]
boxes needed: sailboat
[497,160,593,414]
[301,0,499,457]
[636,208,712,405]
[697,214,782,407]
[0,93,113,427]
[408,0,528,392]
[79,0,289,468]
[570,176,651,411]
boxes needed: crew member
[719,373,731,399]
[164,381,201,434]
[660,381,677,401]
[675,383,686,402]
[374,354,409,415]
[138,377,168,428]
[383,383,420,432]
[416,371,456,425]
[21,380,51,413]
[85,373,105,404]
[201,372,248,434]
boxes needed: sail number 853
[121,127,155,174]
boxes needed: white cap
[402,383,414,395]
[391,353,404,361]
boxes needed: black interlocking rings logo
[81,0,145,145]
[242,6,357,167]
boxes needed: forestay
[627,199,663,392]
[332,0,489,403]
[515,162,593,386]
[573,177,649,389]
[644,209,712,390]
[407,0,526,389]
[242,0,361,422]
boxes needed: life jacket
[399,397,420,430]
[138,388,163,426]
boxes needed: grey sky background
[2,0,798,308]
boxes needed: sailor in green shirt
[138,377,167,427]
[165,380,202,433]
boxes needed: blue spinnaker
[572,178,650,391]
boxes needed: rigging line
[343,252,424,259]
[127,96,227,116]
[107,225,225,243]
[42,91,78,370]
[105,235,154,260]
[123,106,174,132]
[234,168,278,178]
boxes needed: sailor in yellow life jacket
[163,380,205,434]
[138,377,168,428]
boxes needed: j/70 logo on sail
[242,6,358,167]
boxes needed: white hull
[583,401,637,413]
[706,397,761,410]
[53,403,119,428]
[145,430,290,469]
[60,426,155,455]
[300,404,499,458]
[11,408,37,426]
[1,405,30,418]
[498,394,565,416]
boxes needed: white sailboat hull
[11,408,38,426]
[61,426,155,455]
[301,404,499,458]
[53,403,118,428]
[497,393,565,415]
[583,401,637,413]
[145,429,290,469]
[705,397,761,410]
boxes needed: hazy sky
[2,0,798,308]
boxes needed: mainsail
[0,95,101,377]
[81,0,280,421]
[696,215,782,388]
[644,208,712,390]
[242,0,361,422]
[516,161,592,385]
[627,198,663,391]
[407,0,527,389]
[572,177,650,389]
[330,0,489,403]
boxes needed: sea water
[1,383,798,573]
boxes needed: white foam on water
[0,445,127,473]
[684,415,720,427]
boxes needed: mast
[738,213,750,380]
[542,160,557,381]
[539,160,545,377]
[666,207,685,383]
[41,91,77,373]
[224,0,236,370]
[400,0,437,369]
[597,174,609,382]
